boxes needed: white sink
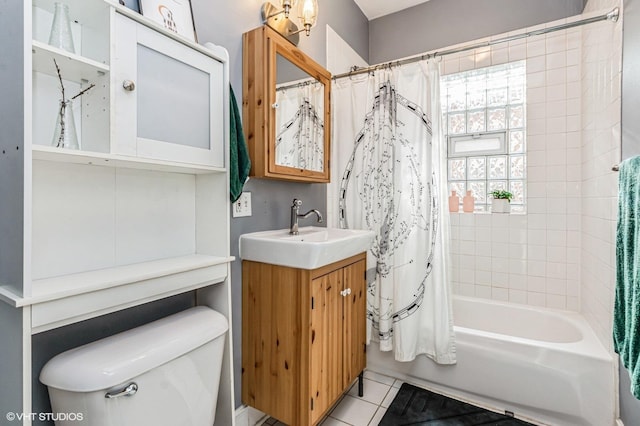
[239,226,375,269]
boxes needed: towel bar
[613,164,620,172]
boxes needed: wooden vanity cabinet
[242,253,367,426]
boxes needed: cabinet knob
[340,288,352,297]
[122,80,136,91]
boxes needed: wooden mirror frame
[243,25,331,183]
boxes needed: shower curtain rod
[332,7,619,80]
[277,78,322,92]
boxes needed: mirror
[274,53,325,173]
[243,26,331,182]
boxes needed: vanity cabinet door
[342,259,367,388]
[113,13,224,167]
[309,269,344,426]
[309,258,366,425]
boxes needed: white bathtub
[367,296,616,426]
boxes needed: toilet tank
[40,306,228,426]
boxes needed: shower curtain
[275,82,324,172]
[329,61,456,364]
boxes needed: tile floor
[261,370,401,426]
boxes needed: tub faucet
[290,198,323,235]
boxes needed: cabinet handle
[122,80,136,91]
[340,288,352,297]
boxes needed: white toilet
[40,306,228,426]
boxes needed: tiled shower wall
[447,18,583,310]
[580,0,622,351]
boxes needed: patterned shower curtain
[329,61,456,364]
[275,82,324,172]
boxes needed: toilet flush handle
[105,382,138,399]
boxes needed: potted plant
[490,190,513,213]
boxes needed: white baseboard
[235,405,268,426]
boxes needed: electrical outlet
[233,192,252,218]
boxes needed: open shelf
[0,254,234,333]
[33,0,109,24]
[33,145,227,174]
[32,40,109,82]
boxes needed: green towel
[614,156,640,399]
[229,85,251,202]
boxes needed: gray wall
[368,0,585,64]
[620,0,640,423]
[190,0,368,91]
[0,0,25,418]
[189,0,369,408]
[0,0,25,297]
[0,304,24,419]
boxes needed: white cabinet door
[113,14,224,167]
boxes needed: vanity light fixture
[261,0,319,44]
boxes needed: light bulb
[297,0,318,35]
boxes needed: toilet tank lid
[39,306,228,392]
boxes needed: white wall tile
[527,214,546,229]
[566,65,580,83]
[476,270,492,285]
[528,292,546,307]
[546,34,567,54]
[527,39,546,57]
[475,241,491,256]
[546,68,567,86]
[547,278,567,295]
[509,243,527,260]
[508,43,527,61]
[509,259,527,275]
[492,287,509,301]
[475,227,492,241]
[567,296,580,311]
[491,242,509,258]
[546,51,567,70]
[446,14,618,319]
[444,59,460,75]
[547,246,567,262]
[528,244,546,261]
[527,55,546,73]
[580,7,621,351]
[475,51,491,68]
[459,53,475,72]
[491,48,509,66]
[476,256,492,271]
[528,261,546,278]
[546,294,567,309]
[527,71,546,88]
[509,289,528,304]
[475,285,492,299]
[459,268,475,283]
[547,84,567,102]
[567,48,580,66]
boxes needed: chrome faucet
[290,198,324,235]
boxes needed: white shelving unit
[0,0,235,424]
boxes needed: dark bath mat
[379,383,536,425]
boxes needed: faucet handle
[292,198,302,206]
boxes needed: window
[441,61,526,212]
